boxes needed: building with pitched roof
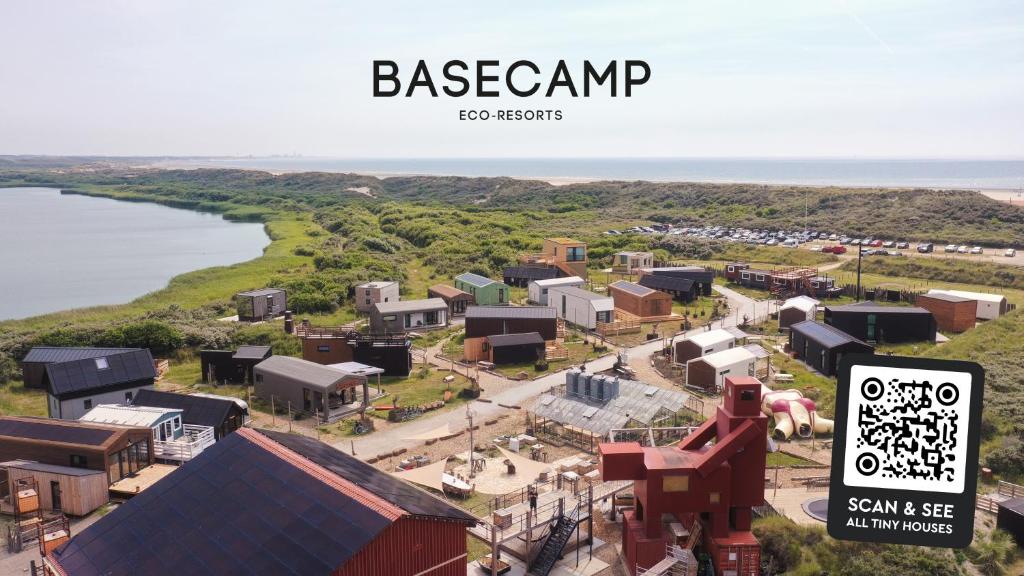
[42,428,477,576]
[789,320,875,376]
[527,276,585,306]
[43,349,157,420]
[547,285,614,330]
[464,305,558,362]
[926,289,1008,320]
[369,298,449,333]
[638,266,715,296]
[778,296,819,329]
[254,356,373,423]
[915,292,977,333]
[427,283,475,315]
[637,274,698,303]
[20,347,140,390]
[454,273,507,305]
[132,389,248,440]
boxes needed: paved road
[338,286,771,460]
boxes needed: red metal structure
[600,376,768,576]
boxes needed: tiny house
[724,262,750,282]
[824,302,936,343]
[502,265,560,288]
[200,345,272,384]
[674,328,737,364]
[464,306,558,362]
[685,347,757,392]
[427,283,475,315]
[915,292,976,333]
[528,276,585,306]
[612,251,654,274]
[354,281,400,313]
[789,320,875,377]
[132,389,248,441]
[927,289,1008,320]
[607,280,673,319]
[779,296,819,329]
[0,460,109,517]
[80,404,215,463]
[735,267,773,289]
[484,332,546,365]
[639,266,715,296]
[254,356,372,423]
[235,288,287,322]
[44,349,157,421]
[637,274,698,303]
[454,273,507,305]
[20,347,138,390]
[301,332,412,377]
[519,237,588,279]
[548,285,614,330]
[369,298,449,333]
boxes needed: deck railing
[154,425,216,462]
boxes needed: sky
[0,0,1022,158]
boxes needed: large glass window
[566,246,585,262]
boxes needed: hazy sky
[1,1,1022,158]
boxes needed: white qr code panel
[843,364,972,494]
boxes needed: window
[404,314,412,328]
[365,298,371,305]
[741,272,750,280]
[69,455,87,468]
[542,288,548,295]
[318,345,330,352]
[124,391,133,402]
[83,399,92,410]
[498,288,505,303]
[663,475,689,492]
[94,357,109,370]
[173,416,182,430]
[382,314,397,322]
[709,492,720,504]
[755,274,765,282]
[424,311,439,325]
[566,246,585,262]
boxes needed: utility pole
[466,404,476,479]
[856,243,863,302]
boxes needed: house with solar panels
[42,428,477,576]
[638,266,715,296]
[41,349,157,421]
[0,416,154,486]
[636,273,698,303]
[454,273,507,305]
[607,280,673,320]
[131,389,249,441]
[502,265,560,288]
[463,305,558,362]
[20,347,142,390]
[789,320,875,376]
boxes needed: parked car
[1006,248,1017,258]
[829,234,838,241]
[809,245,823,252]
[970,246,983,255]
[882,240,896,248]
[830,245,847,255]
[944,244,958,253]
[869,240,884,247]
[957,245,969,254]
[896,242,910,249]
[917,243,933,253]
[839,237,852,245]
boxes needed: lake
[0,188,270,320]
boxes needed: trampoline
[802,498,829,522]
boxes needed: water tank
[607,377,620,400]
[566,369,580,396]
[582,373,592,398]
[591,374,606,401]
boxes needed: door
[50,481,62,512]
[303,388,312,411]
[867,314,876,340]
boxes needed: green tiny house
[454,273,507,306]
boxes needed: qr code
[843,365,972,494]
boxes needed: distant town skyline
[1,1,1022,158]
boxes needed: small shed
[915,293,976,333]
[548,285,614,330]
[132,389,249,440]
[927,289,1008,320]
[528,276,585,306]
[254,356,370,423]
[0,460,108,516]
[200,345,272,385]
[789,320,875,377]
[824,302,937,343]
[354,281,400,314]
[674,329,737,364]
[235,288,287,322]
[502,265,559,288]
[612,252,654,274]
[608,280,673,319]
[427,283,475,315]
[637,274,698,303]
[779,296,820,329]
[370,298,449,333]
[997,497,1024,547]
[454,273,507,306]
[20,347,139,391]
[686,347,757,392]
[485,332,545,365]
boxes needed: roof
[616,251,653,257]
[791,320,873,349]
[0,416,120,448]
[21,347,139,365]
[254,356,355,389]
[487,332,545,347]
[232,345,272,360]
[743,344,771,360]
[455,272,498,288]
[48,428,472,576]
[503,266,560,280]
[827,302,932,315]
[80,404,180,428]
[546,237,582,245]
[642,266,705,273]
[689,347,756,368]
[781,296,820,313]
[532,276,585,288]
[427,283,472,299]
[531,377,688,436]
[685,329,737,349]
[236,288,284,297]
[466,305,557,320]
[374,298,448,314]
[325,362,386,377]
[928,289,1007,304]
[355,281,397,289]
[724,326,749,340]
[132,389,242,429]
[918,292,972,304]
[999,497,1024,515]
[609,280,656,297]
[548,285,612,302]
[45,349,156,398]
[0,460,106,477]
[638,274,696,293]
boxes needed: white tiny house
[528,276,585,306]
[927,289,1008,320]
[548,285,614,330]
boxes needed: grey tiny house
[235,288,287,322]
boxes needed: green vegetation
[368,367,472,416]
[753,516,963,576]
[839,257,1024,291]
[966,528,1018,576]
[771,351,837,417]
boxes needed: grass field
[368,366,473,416]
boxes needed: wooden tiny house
[427,283,474,315]
[235,288,287,322]
[915,292,976,333]
[518,237,589,279]
[607,280,673,320]
[0,460,108,516]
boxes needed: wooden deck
[109,464,178,497]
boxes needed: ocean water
[0,188,270,320]
[169,157,1024,190]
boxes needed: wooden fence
[597,309,642,336]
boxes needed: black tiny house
[997,498,1024,547]
[235,288,287,322]
[643,266,714,296]
[502,266,559,288]
[637,274,697,302]
[485,332,545,365]
[824,302,937,343]
[200,346,272,384]
[20,347,138,390]
[132,389,248,441]
[789,320,875,377]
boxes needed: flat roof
[236,288,284,297]
[685,329,736,349]
[1,460,106,477]
[487,332,545,347]
[609,280,656,297]
[80,404,180,428]
[355,281,397,289]
[374,298,448,314]
[325,362,386,377]
[928,289,1007,304]
[546,237,583,245]
[427,283,471,299]
[532,276,584,287]
[827,302,932,315]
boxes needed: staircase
[556,318,566,339]
[529,506,582,576]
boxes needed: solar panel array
[0,418,115,446]
[609,280,655,297]
[45,349,156,397]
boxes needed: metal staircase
[529,505,582,576]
